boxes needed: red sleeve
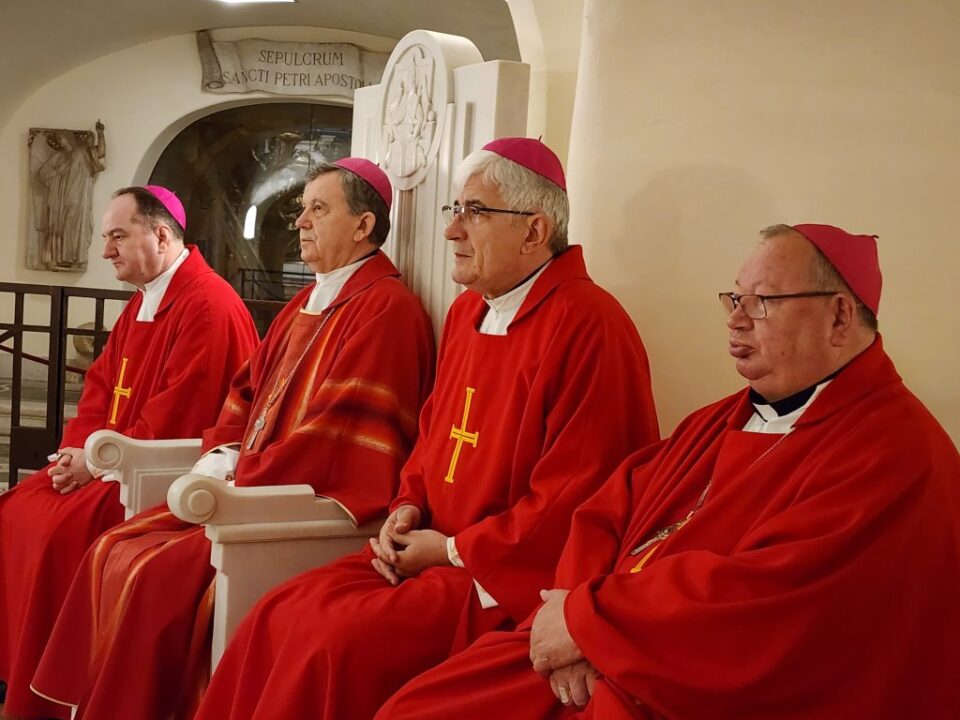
[553,440,666,588]
[389,301,458,520]
[455,310,660,621]
[232,294,435,525]
[202,288,305,452]
[123,298,257,440]
[563,427,960,717]
[387,392,434,521]
[201,358,255,452]
[59,310,130,447]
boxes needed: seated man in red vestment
[192,137,661,720]
[0,185,258,720]
[376,223,960,720]
[31,159,436,720]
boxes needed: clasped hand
[530,589,598,708]
[369,504,449,584]
[48,447,94,495]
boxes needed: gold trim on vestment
[93,522,204,667]
[294,422,400,457]
[89,511,175,644]
[321,377,418,431]
[28,682,78,709]
[293,310,343,426]
[223,397,248,416]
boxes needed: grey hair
[306,163,391,246]
[454,150,569,253]
[759,224,878,330]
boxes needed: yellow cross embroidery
[444,387,479,484]
[109,357,132,426]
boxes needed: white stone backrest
[352,29,530,332]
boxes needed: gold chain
[629,430,791,557]
[245,306,337,449]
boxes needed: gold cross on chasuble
[444,386,479,484]
[108,357,132,425]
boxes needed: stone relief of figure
[381,47,437,179]
[27,121,107,271]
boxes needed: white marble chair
[85,429,203,520]
[86,430,379,668]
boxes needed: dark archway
[148,103,352,322]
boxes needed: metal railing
[0,283,130,487]
[237,266,313,302]
[0,283,285,487]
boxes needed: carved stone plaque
[27,121,106,272]
[379,34,449,191]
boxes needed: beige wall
[558,0,959,442]
[506,0,584,163]
[0,27,397,371]
[0,27,397,296]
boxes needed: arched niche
[141,101,352,325]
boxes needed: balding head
[724,227,877,401]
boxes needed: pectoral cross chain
[243,306,336,452]
[246,415,266,450]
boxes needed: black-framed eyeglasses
[441,204,534,225]
[718,291,839,319]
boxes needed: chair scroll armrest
[85,430,203,520]
[167,476,383,668]
[167,475,357,527]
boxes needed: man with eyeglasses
[194,137,660,720]
[375,223,960,720]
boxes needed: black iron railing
[0,283,130,488]
[237,266,313,302]
[0,283,285,487]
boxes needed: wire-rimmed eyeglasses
[718,291,840,319]
[441,204,534,225]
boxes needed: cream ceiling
[0,0,520,131]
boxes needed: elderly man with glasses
[375,223,960,720]
[194,137,660,720]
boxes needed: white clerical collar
[136,247,190,322]
[478,261,552,336]
[303,254,373,314]
[742,380,831,434]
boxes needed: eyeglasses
[441,204,534,225]
[718,291,840,319]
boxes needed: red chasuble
[194,245,660,720]
[0,247,256,720]
[376,337,960,720]
[31,251,435,720]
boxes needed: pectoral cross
[630,544,661,574]
[108,357,132,425]
[246,413,266,450]
[444,387,479,484]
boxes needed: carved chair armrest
[166,474,367,528]
[165,474,383,668]
[84,429,203,520]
